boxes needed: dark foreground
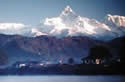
[0,64,123,75]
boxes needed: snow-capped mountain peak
[60,5,78,24]
[60,5,75,16]
[106,14,125,27]
[0,6,125,40]
[42,5,113,39]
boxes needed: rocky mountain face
[0,34,122,65]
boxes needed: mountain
[0,34,122,65]
[0,34,106,65]
[0,6,125,41]
[104,14,125,37]
[42,6,111,38]
[0,6,124,65]
[108,36,125,56]
[41,5,125,40]
[0,48,8,65]
[106,14,125,27]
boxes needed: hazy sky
[0,0,125,25]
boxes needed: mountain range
[0,5,124,65]
[0,34,123,65]
[0,5,125,41]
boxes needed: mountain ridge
[0,34,122,65]
[0,6,125,41]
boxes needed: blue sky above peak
[0,0,125,25]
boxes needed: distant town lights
[19,64,26,68]
[96,59,100,64]
[40,63,44,66]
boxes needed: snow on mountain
[42,5,118,40]
[0,6,125,40]
[105,14,125,37]
[106,14,125,27]
[31,28,48,37]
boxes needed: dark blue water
[0,75,124,82]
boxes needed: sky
[0,0,125,25]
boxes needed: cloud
[0,23,47,37]
[0,23,25,30]
[0,23,27,35]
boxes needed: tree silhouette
[120,37,125,64]
[0,49,8,65]
[68,58,74,64]
[89,45,112,59]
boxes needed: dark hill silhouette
[0,49,8,65]
[0,34,123,65]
